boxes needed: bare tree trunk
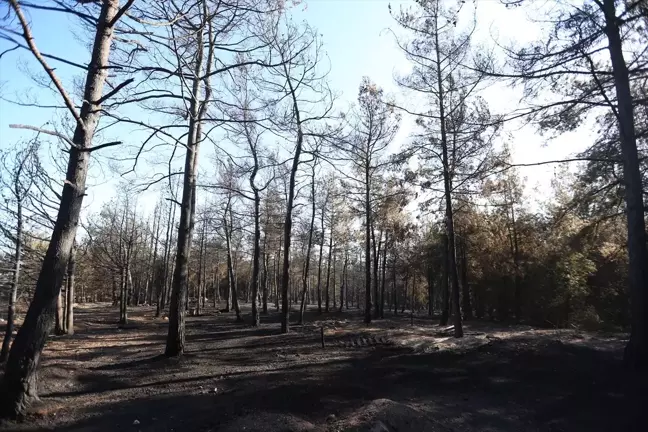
[0,201,22,362]
[427,259,434,317]
[65,242,76,335]
[316,208,325,314]
[393,261,398,315]
[380,238,388,319]
[224,207,242,322]
[0,0,120,418]
[601,0,648,369]
[332,249,337,310]
[112,273,118,306]
[161,198,174,312]
[324,227,333,313]
[166,101,200,355]
[55,292,65,335]
[280,129,303,333]
[364,172,372,324]
[119,268,128,326]
[299,169,317,324]
[339,251,348,312]
[213,253,220,309]
[197,218,206,316]
[440,234,450,326]
[262,249,269,314]
[147,207,161,305]
[372,229,381,319]
[251,190,261,326]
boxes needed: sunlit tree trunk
[0,0,122,417]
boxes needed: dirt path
[0,303,642,431]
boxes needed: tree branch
[7,0,82,125]
[9,124,74,147]
[95,78,135,105]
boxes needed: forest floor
[0,302,645,432]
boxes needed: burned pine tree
[0,0,139,418]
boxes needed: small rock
[212,387,218,393]
[326,414,337,423]
[133,419,140,425]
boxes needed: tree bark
[0,0,120,418]
[65,242,76,335]
[262,249,269,314]
[380,238,388,319]
[316,207,325,314]
[601,0,648,369]
[434,14,463,337]
[299,168,317,324]
[251,187,261,326]
[324,226,334,313]
[440,234,450,326]
[364,169,372,324]
[55,291,65,335]
[372,229,381,319]
[223,205,242,322]
[196,217,206,316]
[280,110,303,333]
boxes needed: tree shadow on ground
[1,304,645,432]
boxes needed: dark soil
[0,303,645,431]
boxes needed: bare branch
[6,0,82,125]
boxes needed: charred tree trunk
[393,261,398,315]
[65,242,76,335]
[427,259,434,317]
[332,249,337,310]
[224,206,242,322]
[324,227,333,313]
[316,208,325,314]
[340,251,348,312]
[372,229,381,319]
[250,189,261,326]
[601,0,648,369]
[262,250,269,314]
[299,168,317,325]
[0,0,121,418]
[196,218,206,316]
[165,83,202,356]
[380,238,388,319]
[440,234,450,326]
[161,199,175,312]
[364,171,372,324]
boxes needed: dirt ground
[0,303,645,432]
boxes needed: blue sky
[0,0,593,217]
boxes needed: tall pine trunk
[380,239,388,319]
[324,227,333,313]
[602,0,648,369]
[65,242,76,335]
[0,0,120,418]
[364,171,372,324]
[440,234,450,326]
